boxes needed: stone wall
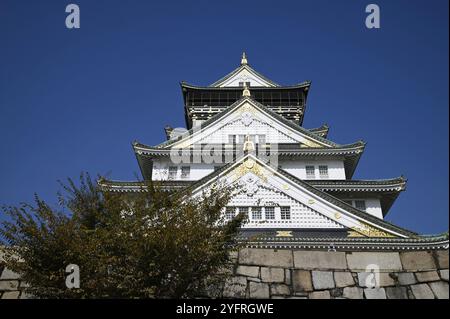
[221,249,449,299]
[1,249,448,299]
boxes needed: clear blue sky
[0,0,448,234]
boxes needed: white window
[355,200,366,211]
[251,207,262,220]
[306,165,315,179]
[265,207,275,220]
[238,135,246,144]
[258,135,266,144]
[225,207,235,220]
[319,165,329,179]
[228,135,236,144]
[168,166,177,180]
[181,166,190,179]
[280,207,291,220]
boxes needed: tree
[0,173,245,298]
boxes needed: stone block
[410,284,435,299]
[236,265,259,278]
[357,272,395,287]
[270,284,290,296]
[415,271,440,283]
[334,271,354,288]
[342,287,364,299]
[223,276,247,298]
[0,268,20,280]
[435,250,449,269]
[293,251,347,270]
[428,281,449,299]
[285,269,291,285]
[386,286,408,299]
[308,290,331,299]
[1,291,20,299]
[397,272,417,285]
[364,287,387,299]
[292,270,313,292]
[239,248,293,268]
[248,282,270,299]
[400,252,436,271]
[346,252,402,271]
[329,288,343,298]
[0,280,19,291]
[261,267,284,283]
[439,269,449,281]
[312,271,335,290]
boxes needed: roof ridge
[209,64,280,87]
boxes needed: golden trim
[232,158,267,182]
[276,231,293,237]
[348,221,395,238]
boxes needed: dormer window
[168,166,177,180]
[306,165,315,179]
[181,166,190,179]
[251,207,262,220]
[238,81,251,87]
[319,165,329,179]
[280,207,291,220]
[355,200,366,211]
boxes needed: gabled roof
[132,96,364,179]
[209,53,280,87]
[181,81,311,91]
[137,96,349,150]
[308,124,329,138]
[181,154,417,238]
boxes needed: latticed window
[306,165,315,179]
[258,135,266,144]
[319,165,329,178]
[355,200,366,211]
[251,207,262,220]
[168,166,177,180]
[181,166,190,179]
[238,207,248,218]
[265,207,275,220]
[280,207,291,220]
[225,207,235,220]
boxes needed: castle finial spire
[241,52,248,65]
[242,82,251,97]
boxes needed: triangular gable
[189,154,415,238]
[168,97,337,149]
[210,65,279,88]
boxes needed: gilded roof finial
[241,52,248,65]
[243,135,255,152]
[242,82,251,97]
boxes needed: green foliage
[0,173,245,298]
